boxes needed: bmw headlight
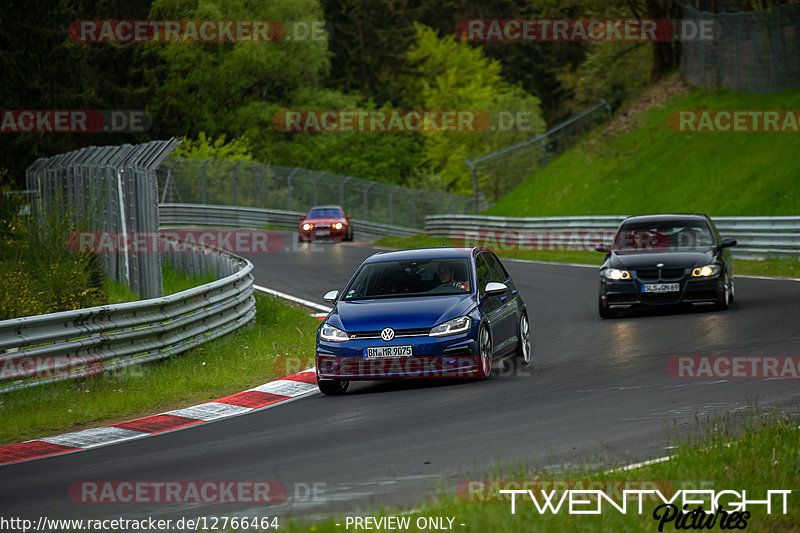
[691,265,720,277]
[603,269,631,280]
[302,223,313,231]
[333,222,343,230]
[320,323,348,342]
[429,316,471,337]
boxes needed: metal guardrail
[0,239,255,393]
[159,203,420,237]
[425,214,800,260]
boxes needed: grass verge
[485,87,800,217]
[284,409,798,532]
[0,292,319,445]
[374,234,800,278]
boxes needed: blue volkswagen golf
[315,247,531,395]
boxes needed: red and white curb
[0,368,319,467]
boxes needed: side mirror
[719,238,737,249]
[323,290,339,302]
[299,216,306,221]
[484,282,507,296]
[595,243,611,253]
[346,214,351,219]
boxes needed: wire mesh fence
[158,159,476,229]
[679,0,800,93]
[464,101,612,207]
[24,139,181,299]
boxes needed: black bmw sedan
[596,214,737,318]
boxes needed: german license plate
[315,230,330,237]
[364,345,412,359]
[642,283,680,293]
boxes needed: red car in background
[299,205,353,242]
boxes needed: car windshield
[342,258,472,300]
[307,207,344,219]
[613,221,715,252]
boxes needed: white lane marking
[254,284,333,312]
[737,274,800,282]
[251,379,318,397]
[167,402,252,421]
[608,455,672,473]
[40,427,143,449]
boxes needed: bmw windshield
[613,221,715,252]
[342,258,472,300]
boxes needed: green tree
[403,23,545,194]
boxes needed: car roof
[308,205,343,210]
[363,247,481,263]
[621,213,711,224]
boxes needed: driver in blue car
[438,263,469,291]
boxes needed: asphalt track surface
[3,232,800,525]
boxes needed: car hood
[328,294,475,332]
[302,217,347,224]
[607,250,716,270]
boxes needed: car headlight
[429,316,471,337]
[320,323,348,342]
[603,269,631,280]
[302,223,313,231]
[691,265,720,277]
[333,222,343,230]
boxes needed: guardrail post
[200,159,210,204]
[286,167,299,211]
[232,161,243,206]
[388,185,400,226]
[340,176,352,207]
[312,171,324,205]
[363,182,376,220]
[411,188,424,228]
[258,164,270,208]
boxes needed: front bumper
[600,275,723,308]
[299,227,347,241]
[316,333,479,380]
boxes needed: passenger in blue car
[437,262,469,291]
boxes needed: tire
[317,378,349,395]
[717,274,731,310]
[345,226,353,241]
[474,324,492,379]
[514,313,532,367]
[598,296,617,319]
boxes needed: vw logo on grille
[380,327,395,341]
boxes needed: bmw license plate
[315,230,330,237]
[642,283,680,293]
[364,345,412,359]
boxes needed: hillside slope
[486,80,800,217]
